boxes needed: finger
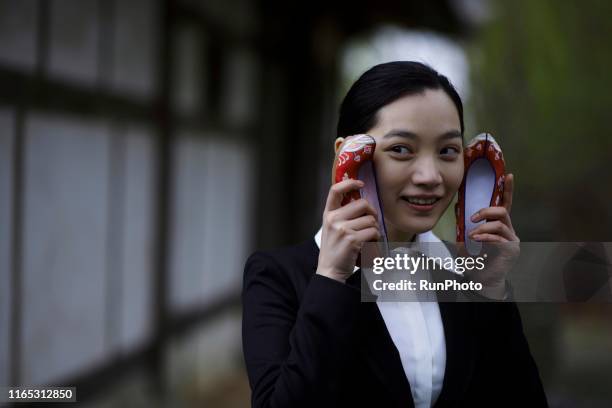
[469,221,515,241]
[354,226,382,244]
[503,173,514,214]
[342,214,379,232]
[324,179,364,212]
[471,206,512,229]
[471,233,508,243]
[333,198,377,221]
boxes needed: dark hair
[337,61,464,138]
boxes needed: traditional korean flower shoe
[333,134,388,249]
[455,133,506,255]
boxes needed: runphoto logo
[372,252,487,275]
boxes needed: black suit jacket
[242,239,548,408]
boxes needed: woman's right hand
[317,179,381,283]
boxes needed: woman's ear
[334,137,345,154]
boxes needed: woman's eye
[390,145,413,155]
[440,146,461,158]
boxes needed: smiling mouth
[401,196,441,205]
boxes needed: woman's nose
[411,156,443,187]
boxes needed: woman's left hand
[466,173,520,295]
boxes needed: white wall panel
[201,139,253,302]
[117,125,156,352]
[169,133,208,311]
[48,0,100,86]
[21,113,110,384]
[0,0,37,71]
[111,0,158,99]
[169,134,253,311]
[172,25,203,115]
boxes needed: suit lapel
[429,264,478,406]
[434,301,477,407]
[309,243,412,406]
[308,237,479,406]
[347,270,415,408]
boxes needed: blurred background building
[0,0,611,406]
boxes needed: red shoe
[333,134,388,248]
[455,133,506,255]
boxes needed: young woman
[242,61,547,408]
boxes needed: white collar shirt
[314,228,449,408]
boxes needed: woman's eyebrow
[382,129,462,140]
[382,129,418,140]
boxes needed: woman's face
[355,88,464,241]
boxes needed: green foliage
[472,0,612,182]
[469,0,612,238]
